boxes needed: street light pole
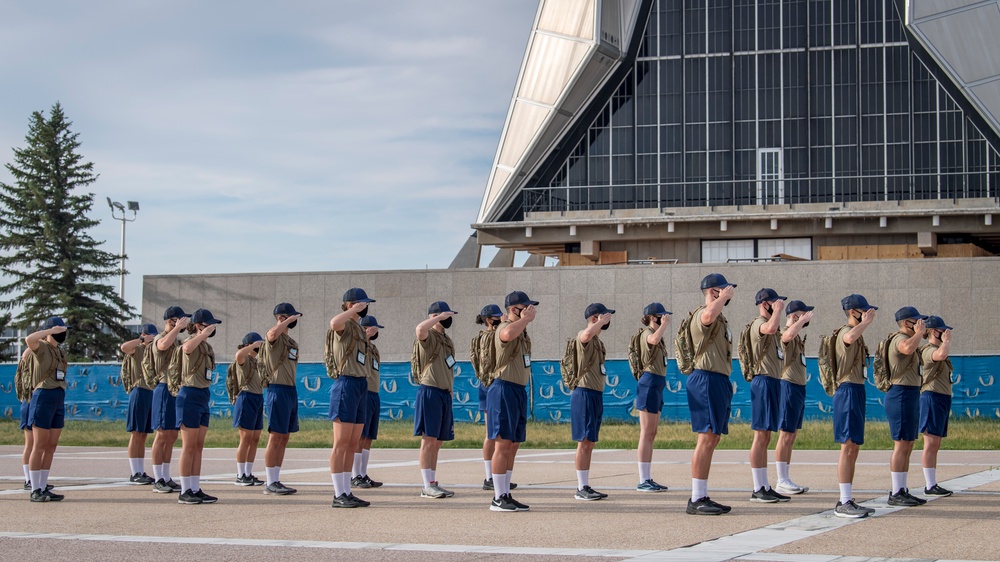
[107,198,139,302]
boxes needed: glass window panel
[810,0,832,47]
[685,0,706,55]
[783,0,806,48]
[834,0,858,45]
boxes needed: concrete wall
[142,257,1000,363]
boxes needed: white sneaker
[776,479,809,495]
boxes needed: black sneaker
[331,493,360,508]
[506,493,529,511]
[348,493,370,507]
[575,486,604,501]
[902,488,927,505]
[249,475,264,486]
[888,490,922,507]
[235,475,253,486]
[489,494,517,512]
[483,478,494,491]
[687,496,724,515]
[130,472,155,485]
[351,475,364,488]
[23,480,30,490]
[177,490,203,504]
[195,489,218,504]
[43,489,65,502]
[510,482,518,490]
[362,475,382,488]
[23,480,53,491]
[706,497,732,513]
[750,487,790,503]
[153,479,174,493]
[29,489,50,503]
[264,482,297,495]
[925,484,953,497]
[166,479,181,492]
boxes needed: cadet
[919,315,954,497]
[232,332,265,486]
[775,300,814,495]
[175,308,221,505]
[260,303,303,496]
[473,304,505,491]
[884,306,929,506]
[413,301,459,499]
[25,316,70,502]
[18,349,40,491]
[120,323,159,484]
[147,306,191,493]
[832,294,878,518]
[352,315,385,489]
[685,273,736,516]
[571,303,614,501]
[633,302,671,492]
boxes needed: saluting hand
[941,329,951,343]
[860,309,876,325]
[772,299,785,313]
[913,318,926,334]
[521,305,537,322]
[800,311,814,323]
[433,311,456,323]
[349,302,369,315]
[599,313,613,326]
[176,317,191,330]
[48,325,68,335]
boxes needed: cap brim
[528,300,540,306]
[607,309,616,314]
[792,305,816,313]
[359,298,375,303]
[864,305,878,311]
[663,310,672,315]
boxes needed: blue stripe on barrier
[1,357,997,423]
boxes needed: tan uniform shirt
[367,342,381,393]
[417,329,456,391]
[237,355,264,395]
[152,332,179,385]
[638,327,667,377]
[263,332,299,386]
[493,322,532,386]
[33,340,68,391]
[576,335,607,392]
[691,308,732,376]
[750,316,782,378]
[780,334,808,386]
[181,340,215,389]
[835,325,868,386]
[888,332,921,387]
[128,343,156,391]
[920,344,953,396]
[329,321,368,379]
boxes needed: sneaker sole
[489,505,518,512]
[153,488,174,494]
[574,495,603,501]
[636,487,661,493]
[750,497,780,503]
[834,511,868,518]
[178,499,203,505]
[421,493,447,499]
[264,490,295,495]
[686,508,722,515]
[776,486,808,495]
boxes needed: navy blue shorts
[750,376,781,432]
[833,382,866,445]
[919,391,951,438]
[686,369,733,435]
[779,380,806,432]
[328,376,366,424]
[486,379,527,442]
[571,387,604,442]
[176,386,210,429]
[362,391,380,440]
[267,383,300,434]
[885,384,920,441]
[151,383,180,431]
[126,387,154,434]
[28,388,65,430]
[635,372,666,414]
[233,391,264,431]
[478,384,488,412]
[19,400,31,431]
[414,385,455,441]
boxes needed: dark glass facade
[521,0,1000,214]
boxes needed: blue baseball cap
[925,316,953,331]
[643,302,671,316]
[701,273,736,290]
[786,300,814,314]
[841,294,877,311]
[480,304,503,317]
[191,309,222,325]
[360,316,384,329]
[163,306,191,320]
[504,291,539,308]
[141,323,158,336]
[241,332,263,346]
[894,306,928,323]
[41,316,69,330]
[342,288,375,303]
[584,303,615,319]
[428,301,456,315]
[755,288,787,305]
[273,302,301,317]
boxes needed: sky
[0,0,537,315]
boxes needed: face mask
[288,320,298,330]
[803,322,810,328]
[763,304,773,315]
[357,306,369,318]
[440,317,453,329]
[369,332,378,341]
[853,312,863,323]
[600,322,610,331]
[724,299,731,307]
[52,331,67,344]
[207,328,216,338]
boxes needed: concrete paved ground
[1,445,998,561]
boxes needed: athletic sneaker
[636,479,667,492]
[235,474,254,486]
[924,484,953,497]
[750,487,790,503]
[482,479,518,491]
[489,495,518,512]
[195,489,218,504]
[24,481,54,492]
[264,482,297,495]
[686,496,723,515]
[29,489,50,503]
[430,481,455,497]
[421,484,448,499]
[351,475,364,488]
[348,493,370,507]
[153,479,174,493]
[835,499,873,518]
[129,472,155,485]
[775,479,809,495]
[575,486,604,501]
[362,475,382,488]
[506,494,530,511]
[166,479,181,492]
[43,489,64,501]
[249,474,264,486]
[888,489,922,507]
[177,490,203,505]
[902,488,927,505]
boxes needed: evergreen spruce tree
[0,103,133,361]
[0,312,12,361]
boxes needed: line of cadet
[15,277,956,517]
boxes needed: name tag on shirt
[776,346,784,360]
[664,356,669,367]
[357,351,366,365]
[288,348,298,361]
[205,369,213,381]
[726,327,733,343]
[445,355,456,369]
[55,370,66,381]
[600,364,607,376]
[522,354,531,368]
[372,359,380,371]
[800,354,807,367]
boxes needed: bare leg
[637,410,658,463]
[691,432,721,480]
[838,440,860,484]
[775,430,797,464]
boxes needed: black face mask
[600,322,610,331]
[853,312,863,323]
[369,332,378,341]
[287,320,297,330]
[52,331,67,344]
[803,321,810,328]
[724,299,731,307]
[207,329,216,338]
[763,304,773,315]
[440,317,453,329]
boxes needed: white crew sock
[492,472,507,499]
[361,450,370,476]
[266,466,279,486]
[752,467,769,491]
[638,461,651,482]
[576,470,589,490]
[193,475,200,492]
[352,453,363,478]
[331,473,342,497]
[776,461,790,483]
[924,467,937,488]
[152,464,163,481]
[430,469,437,484]
[342,472,352,494]
[839,483,852,504]
[179,476,190,493]
[237,462,246,477]
[421,468,434,488]
[245,461,254,477]
[162,463,171,481]
[22,464,30,482]
[40,469,49,489]
[692,478,708,502]
[129,458,142,475]
[891,471,907,494]
[484,460,493,480]
[29,470,41,492]
[506,469,513,484]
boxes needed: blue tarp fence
[2,357,997,423]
